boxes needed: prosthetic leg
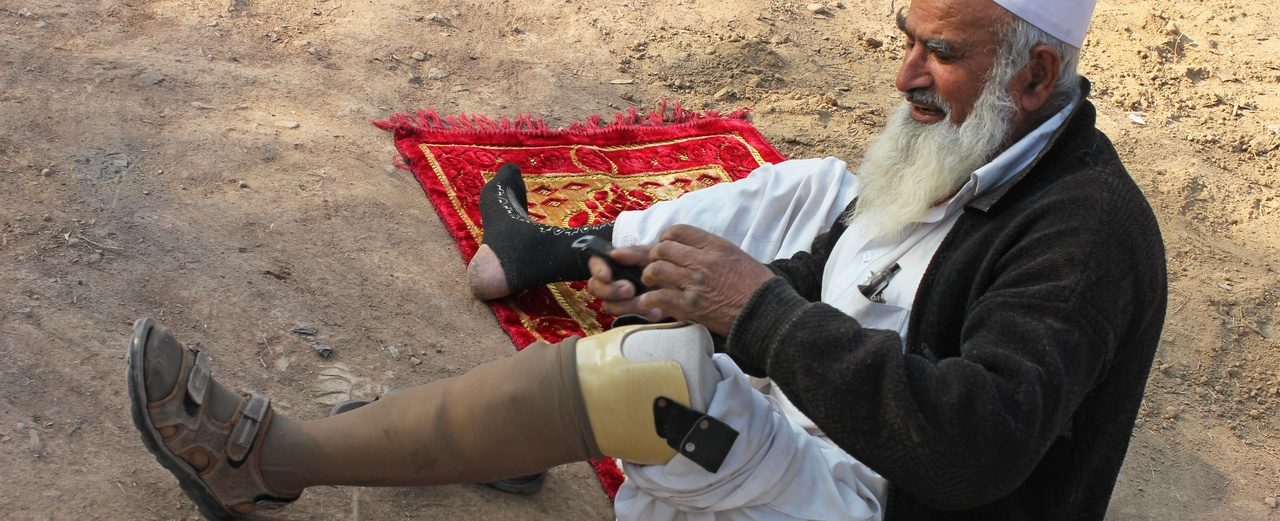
[128,318,734,519]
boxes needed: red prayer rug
[374,103,785,500]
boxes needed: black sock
[479,163,614,294]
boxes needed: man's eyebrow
[924,38,962,58]
[895,9,964,58]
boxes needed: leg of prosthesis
[259,338,601,490]
[131,319,722,518]
[260,321,722,490]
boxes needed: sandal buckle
[186,351,212,406]
[227,393,270,463]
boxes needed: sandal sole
[127,317,242,521]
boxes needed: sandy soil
[1,0,1277,519]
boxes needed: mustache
[904,89,949,114]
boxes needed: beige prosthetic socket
[575,321,721,465]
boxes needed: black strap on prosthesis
[652,396,739,473]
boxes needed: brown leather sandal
[127,318,299,520]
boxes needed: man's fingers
[602,298,659,318]
[587,256,613,281]
[587,274,636,300]
[608,246,651,267]
[642,259,699,290]
[638,288,694,318]
[648,240,704,268]
[587,257,639,302]
[658,224,722,248]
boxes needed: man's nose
[895,45,932,93]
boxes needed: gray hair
[993,15,1082,115]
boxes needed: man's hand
[587,245,655,318]
[640,225,775,334]
[588,225,775,335]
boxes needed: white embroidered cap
[993,0,1097,48]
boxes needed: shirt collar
[972,97,1079,196]
[967,78,1096,212]
[921,95,1080,223]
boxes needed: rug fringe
[372,110,551,133]
[372,100,750,136]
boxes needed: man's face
[895,0,1007,125]
[844,0,1026,239]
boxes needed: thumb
[609,246,651,267]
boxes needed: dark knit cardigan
[722,91,1167,520]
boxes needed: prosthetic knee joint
[575,321,738,472]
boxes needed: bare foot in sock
[467,163,613,300]
[467,244,512,300]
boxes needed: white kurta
[615,355,885,521]
[612,157,862,261]
[611,101,1077,520]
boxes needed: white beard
[844,79,1018,239]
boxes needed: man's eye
[925,44,958,62]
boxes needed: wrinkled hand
[641,225,775,334]
[588,225,775,335]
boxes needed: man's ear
[1011,44,1062,114]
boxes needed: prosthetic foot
[126,318,299,520]
[468,162,613,300]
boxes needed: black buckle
[610,314,677,328]
[652,396,739,473]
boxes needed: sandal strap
[227,393,270,463]
[186,351,212,406]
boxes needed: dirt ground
[1,0,1278,519]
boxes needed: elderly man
[126,0,1166,519]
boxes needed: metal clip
[858,263,901,303]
